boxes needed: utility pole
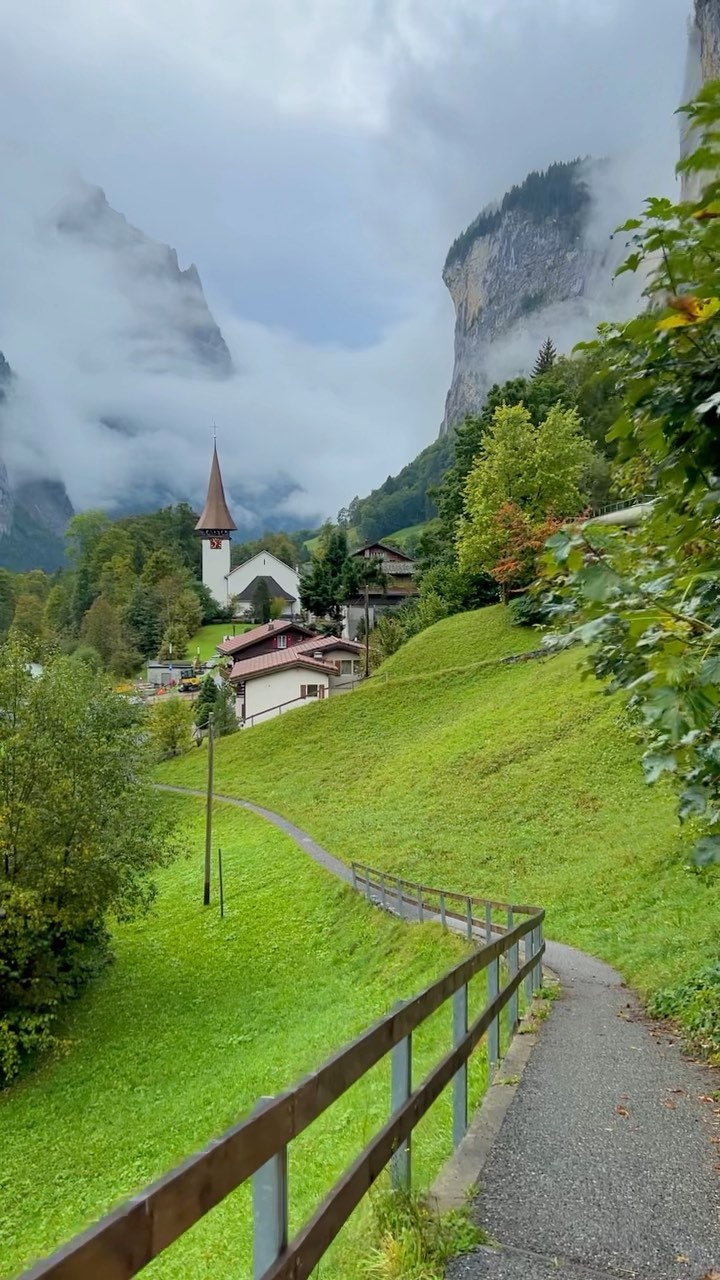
[364,582,370,679]
[203,712,215,906]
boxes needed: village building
[216,621,363,725]
[195,444,301,615]
[344,541,418,639]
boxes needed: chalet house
[217,621,363,726]
[345,541,418,639]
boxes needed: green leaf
[643,752,678,784]
[679,785,710,821]
[545,532,572,563]
[698,655,720,686]
[693,836,720,866]
[575,563,622,603]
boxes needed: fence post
[465,897,474,944]
[417,884,423,923]
[351,863,358,891]
[484,902,492,946]
[440,891,447,931]
[487,949,499,1078]
[524,926,534,1006]
[365,869,372,903]
[252,1099,288,1279]
[390,1002,412,1190]
[535,920,544,990]
[507,909,518,1034]
[397,877,405,920]
[452,983,468,1147]
[380,872,387,910]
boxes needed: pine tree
[252,579,271,624]
[533,337,557,377]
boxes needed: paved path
[449,943,720,1279]
[158,785,720,1277]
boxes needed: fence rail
[22,866,544,1280]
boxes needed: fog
[0,0,691,529]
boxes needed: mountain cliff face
[0,168,235,571]
[440,161,600,432]
[682,0,720,199]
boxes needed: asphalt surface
[448,942,720,1280]
[157,785,720,1278]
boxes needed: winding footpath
[157,784,720,1278]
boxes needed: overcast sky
[0,0,692,529]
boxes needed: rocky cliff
[440,161,604,432]
[682,0,720,199]
[0,170,234,570]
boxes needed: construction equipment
[178,669,201,693]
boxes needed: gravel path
[158,785,720,1278]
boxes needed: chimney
[267,621,274,630]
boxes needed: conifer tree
[533,336,557,377]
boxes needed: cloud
[0,0,692,529]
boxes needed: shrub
[648,964,720,1061]
[0,644,179,1083]
[149,694,194,759]
[507,593,551,628]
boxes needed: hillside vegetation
[158,607,719,1019]
[1,797,473,1279]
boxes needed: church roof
[233,575,296,604]
[195,443,236,532]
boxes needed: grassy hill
[158,607,719,1019]
[1,797,473,1280]
[186,621,254,661]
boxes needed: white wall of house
[311,646,362,689]
[201,537,231,606]
[226,552,300,617]
[238,666,330,726]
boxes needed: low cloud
[0,0,691,528]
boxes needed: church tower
[195,442,236,607]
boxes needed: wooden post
[203,712,214,907]
[364,582,370,678]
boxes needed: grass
[1,796,499,1280]
[381,522,431,551]
[158,606,720,1017]
[186,621,254,661]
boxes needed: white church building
[195,444,301,618]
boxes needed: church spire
[195,442,236,533]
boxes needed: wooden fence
[21,867,544,1280]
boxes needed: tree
[80,596,122,667]
[0,644,178,1081]
[541,79,720,866]
[149,695,194,760]
[354,557,388,677]
[533,336,557,377]
[269,596,286,621]
[300,527,357,633]
[9,593,45,661]
[482,502,560,600]
[252,578,271,624]
[158,623,189,663]
[193,674,237,737]
[0,569,15,639]
[65,510,111,569]
[457,403,593,577]
[123,582,163,658]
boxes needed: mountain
[0,166,237,571]
[440,160,603,433]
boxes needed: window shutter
[300,684,307,699]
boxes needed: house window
[306,684,319,697]
[340,660,352,675]
[277,634,287,649]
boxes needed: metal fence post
[351,864,358,891]
[484,902,492,946]
[465,897,474,943]
[252,1099,288,1279]
[365,869,372,903]
[507,909,518,1034]
[536,920,544,990]
[439,891,447,931]
[380,872,387,910]
[524,926,534,1006]
[417,884,423,923]
[397,877,405,920]
[487,951,499,1077]
[452,983,468,1147]
[390,1002,412,1190]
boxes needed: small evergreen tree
[252,579,271,624]
[533,337,557,377]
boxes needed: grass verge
[1,795,494,1280]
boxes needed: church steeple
[195,442,236,534]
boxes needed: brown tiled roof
[295,635,362,655]
[228,648,336,682]
[217,620,314,657]
[195,444,237,533]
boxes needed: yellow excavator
[178,669,201,693]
